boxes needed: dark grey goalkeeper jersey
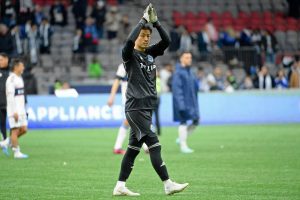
[122,19,170,111]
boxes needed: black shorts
[125,109,156,141]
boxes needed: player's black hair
[11,58,23,70]
[141,24,152,33]
[0,52,8,58]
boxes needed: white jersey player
[107,63,148,154]
[107,63,129,154]
[4,59,28,158]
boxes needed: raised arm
[146,22,171,57]
[122,19,147,62]
[146,5,171,57]
[122,4,152,62]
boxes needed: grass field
[0,124,300,200]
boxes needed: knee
[20,127,27,134]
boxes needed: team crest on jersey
[147,55,154,62]
[0,73,2,77]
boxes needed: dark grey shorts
[125,110,156,141]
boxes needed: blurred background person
[90,0,106,39]
[50,0,68,27]
[275,68,289,89]
[159,63,173,93]
[0,24,14,56]
[197,66,209,92]
[0,53,10,155]
[289,56,300,88]
[253,65,275,90]
[172,52,199,153]
[207,66,225,91]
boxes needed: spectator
[275,68,289,89]
[71,0,87,29]
[159,63,174,93]
[72,29,85,64]
[197,67,209,92]
[105,6,121,40]
[39,17,53,54]
[83,17,98,53]
[289,58,300,88]
[25,21,38,65]
[239,27,252,46]
[169,25,180,52]
[205,18,218,43]
[219,26,238,47]
[91,0,106,39]
[0,24,14,55]
[253,65,275,90]
[261,30,278,65]
[118,14,130,44]
[225,69,238,90]
[251,29,262,52]
[179,26,192,52]
[15,0,34,25]
[50,0,68,26]
[88,56,103,78]
[197,27,211,60]
[207,66,225,91]
[33,4,45,26]
[239,75,254,90]
[11,25,24,56]
[1,0,16,27]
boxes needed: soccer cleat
[180,147,194,154]
[113,186,140,196]
[1,146,9,156]
[165,181,189,195]
[0,141,9,156]
[113,149,126,155]
[14,152,29,159]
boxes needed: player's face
[15,63,25,75]
[136,29,151,50]
[0,56,8,68]
[180,53,192,66]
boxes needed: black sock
[149,145,169,181]
[0,109,7,140]
[118,147,140,181]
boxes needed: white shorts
[8,115,28,129]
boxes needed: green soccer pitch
[0,124,299,200]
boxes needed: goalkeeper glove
[149,4,158,23]
[142,4,151,23]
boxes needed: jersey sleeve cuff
[153,20,161,28]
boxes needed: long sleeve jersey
[122,19,170,111]
[6,73,26,117]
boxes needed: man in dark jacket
[0,24,14,55]
[0,53,10,155]
[172,52,199,153]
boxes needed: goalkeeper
[112,3,189,196]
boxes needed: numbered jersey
[6,73,26,117]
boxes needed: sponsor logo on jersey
[140,62,156,72]
[147,55,154,62]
